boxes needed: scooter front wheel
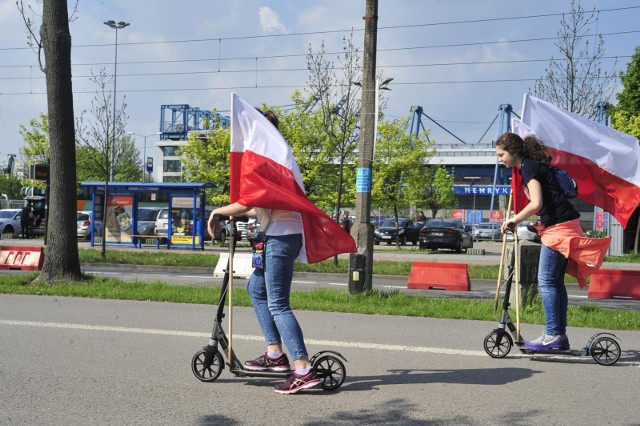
[484,329,513,358]
[590,336,621,366]
[313,355,346,390]
[192,348,225,382]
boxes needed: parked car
[154,208,226,243]
[472,222,501,241]
[419,219,473,252]
[76,211,103,240]
[507,220,541,243]
[135,207,161,236]
[374,218,421,246]
[0,209,22,238]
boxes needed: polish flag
[229,93,356,264]
[511,94,640,229]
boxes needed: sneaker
[524,333,570,351]
[274,370,322,395]
[244,352,290,371]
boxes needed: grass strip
[2,273,638,331]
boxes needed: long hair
[496,132,550,166]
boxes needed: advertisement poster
[489,210,505,223]
[106,196,133,242]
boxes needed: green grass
[2,273,639,331]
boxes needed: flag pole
[514,220,521,341]
[494,193,512,313]
[227,216,235,362]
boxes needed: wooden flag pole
[494,193,513,313]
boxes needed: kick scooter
[483,224,621,366]
[191,215,347,389]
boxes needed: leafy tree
[180,113,231,207]
[0,174,24,200]
[278,92,341,211]
[18,0,82,282]
[614,46,640,115]
[610,45,640,254]
[371,116,433,244]
[533,0,616,118]
[17,113,50,190]
[415,165,457,219]
[18,112,50,166]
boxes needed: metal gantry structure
[159,104,230,141]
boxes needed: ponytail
[522,135,551,166]
[496,132,551,166]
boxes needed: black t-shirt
[520,157,580,226]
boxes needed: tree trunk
[37,0,81,282]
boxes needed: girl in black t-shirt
[496,132,580,351]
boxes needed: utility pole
[352,0,378,292]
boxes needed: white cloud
[259,7,287,34]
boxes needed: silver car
[0,209,22,238]
[507,220,541,243]
[472,223,501,241]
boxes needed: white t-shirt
[255,207,302,236]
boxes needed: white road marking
[0,319,484,357]
[2,319,637,366]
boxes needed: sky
[1,0,639,172]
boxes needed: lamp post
[128,131,161,182]
[104,20,129,182]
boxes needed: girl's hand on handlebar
[501,220,516,234]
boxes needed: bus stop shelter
[79,182,215,250]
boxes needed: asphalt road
[1,294,639,425]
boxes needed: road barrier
[0,245,45,271]
[407,262,470,291]
[587,269,640,300]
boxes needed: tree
[305,35,362,220]
[18,113,50,166]
[371,116,432,245]
[180,113,232,206]
[278,92,340,211]
[533,0,616,118]
[0,174,24,200]
[18,0,82,282]
[614,46,640,116]
[75,68,133,183]
[17,112,50,190]
[611,46,640,253]
[415,165,457,219]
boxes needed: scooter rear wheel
[192,349,225,382]
[313,355,346,390]
[484,329,513,358]
[590,336,621,366]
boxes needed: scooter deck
[518,346,585,356]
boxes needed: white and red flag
[511,94,640,229]
[229,93,356,263]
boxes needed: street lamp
[128,131,161,182]
[104,20,130,182]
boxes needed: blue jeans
[247,234,308,360]
[538,244,569,336]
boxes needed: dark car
[374,218,421,246]
[419,219,473,252]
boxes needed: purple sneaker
[244,352,290,371]
[274,370,322,395]
[525,333,570,351]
